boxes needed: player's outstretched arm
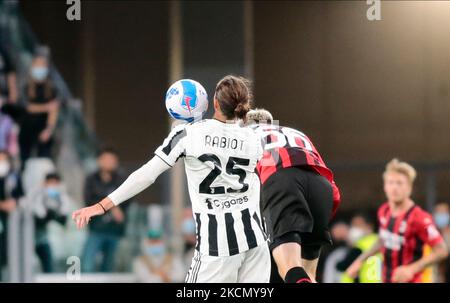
[346,238,382,278]
[72,156,171,229]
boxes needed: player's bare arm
[72,155,171,229]
[392,242,448,283]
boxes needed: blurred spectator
[0,103,19,158]
[19,51,59,169]
[321,221,350,283]
[337,213,381,283]
[81,148,129,273]
[0,150,22,281]
[30,172,71,273]
[180,210,196,270]
[0,45,18,104]
[0,45,19,160]
[433,202,450,282]
[133,229,184,283]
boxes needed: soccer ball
[165,79,208,122]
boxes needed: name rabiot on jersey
[155,119,267,257]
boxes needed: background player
[346,159,448,282]
[246,108,341,283]
[72,76,270,283]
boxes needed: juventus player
[246,109,341,283]
[72,76,270,283]
[346,159,448,283]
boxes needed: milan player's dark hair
[214,75,253,120]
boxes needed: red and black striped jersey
[377,202,444,283]
[251,124,341,216]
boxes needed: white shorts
[185,243,271,283]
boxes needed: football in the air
[165,79,208,122]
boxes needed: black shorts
[261,166,333,255]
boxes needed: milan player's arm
[410,242,448,274]
[345,238,382,278]
[72,156,171,229]
[392,215,448,283]
[401,221,448,277]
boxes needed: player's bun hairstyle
[246,108,273,124]
[215,75,253,120]
[383,158,417,184]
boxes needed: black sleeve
[34,216,49,228]
[51,211,67,226]
[336,247,363,272]
[1,103,27,123]
[37,210,67,226]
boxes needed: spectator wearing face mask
[0,150,22,281]
[81,148,129,273]
[133,229,185,283]
[433,202,450,282]
[29,172,72,273]
[19,50,59,169]
[337,213,381,283]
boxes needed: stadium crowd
[0,43,194,282]
[1,40,449,283]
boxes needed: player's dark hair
[215,75,252,120]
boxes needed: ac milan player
[246,109,341,283]
[346,159,448,283]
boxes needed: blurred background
[0,0,449,282]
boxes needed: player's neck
[212,112,235,123]
[389,198,414,215]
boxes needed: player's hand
[346,258,363,279]
[392,265,415,283]
[72,204,105,229]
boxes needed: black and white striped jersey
[155,119,267,256]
